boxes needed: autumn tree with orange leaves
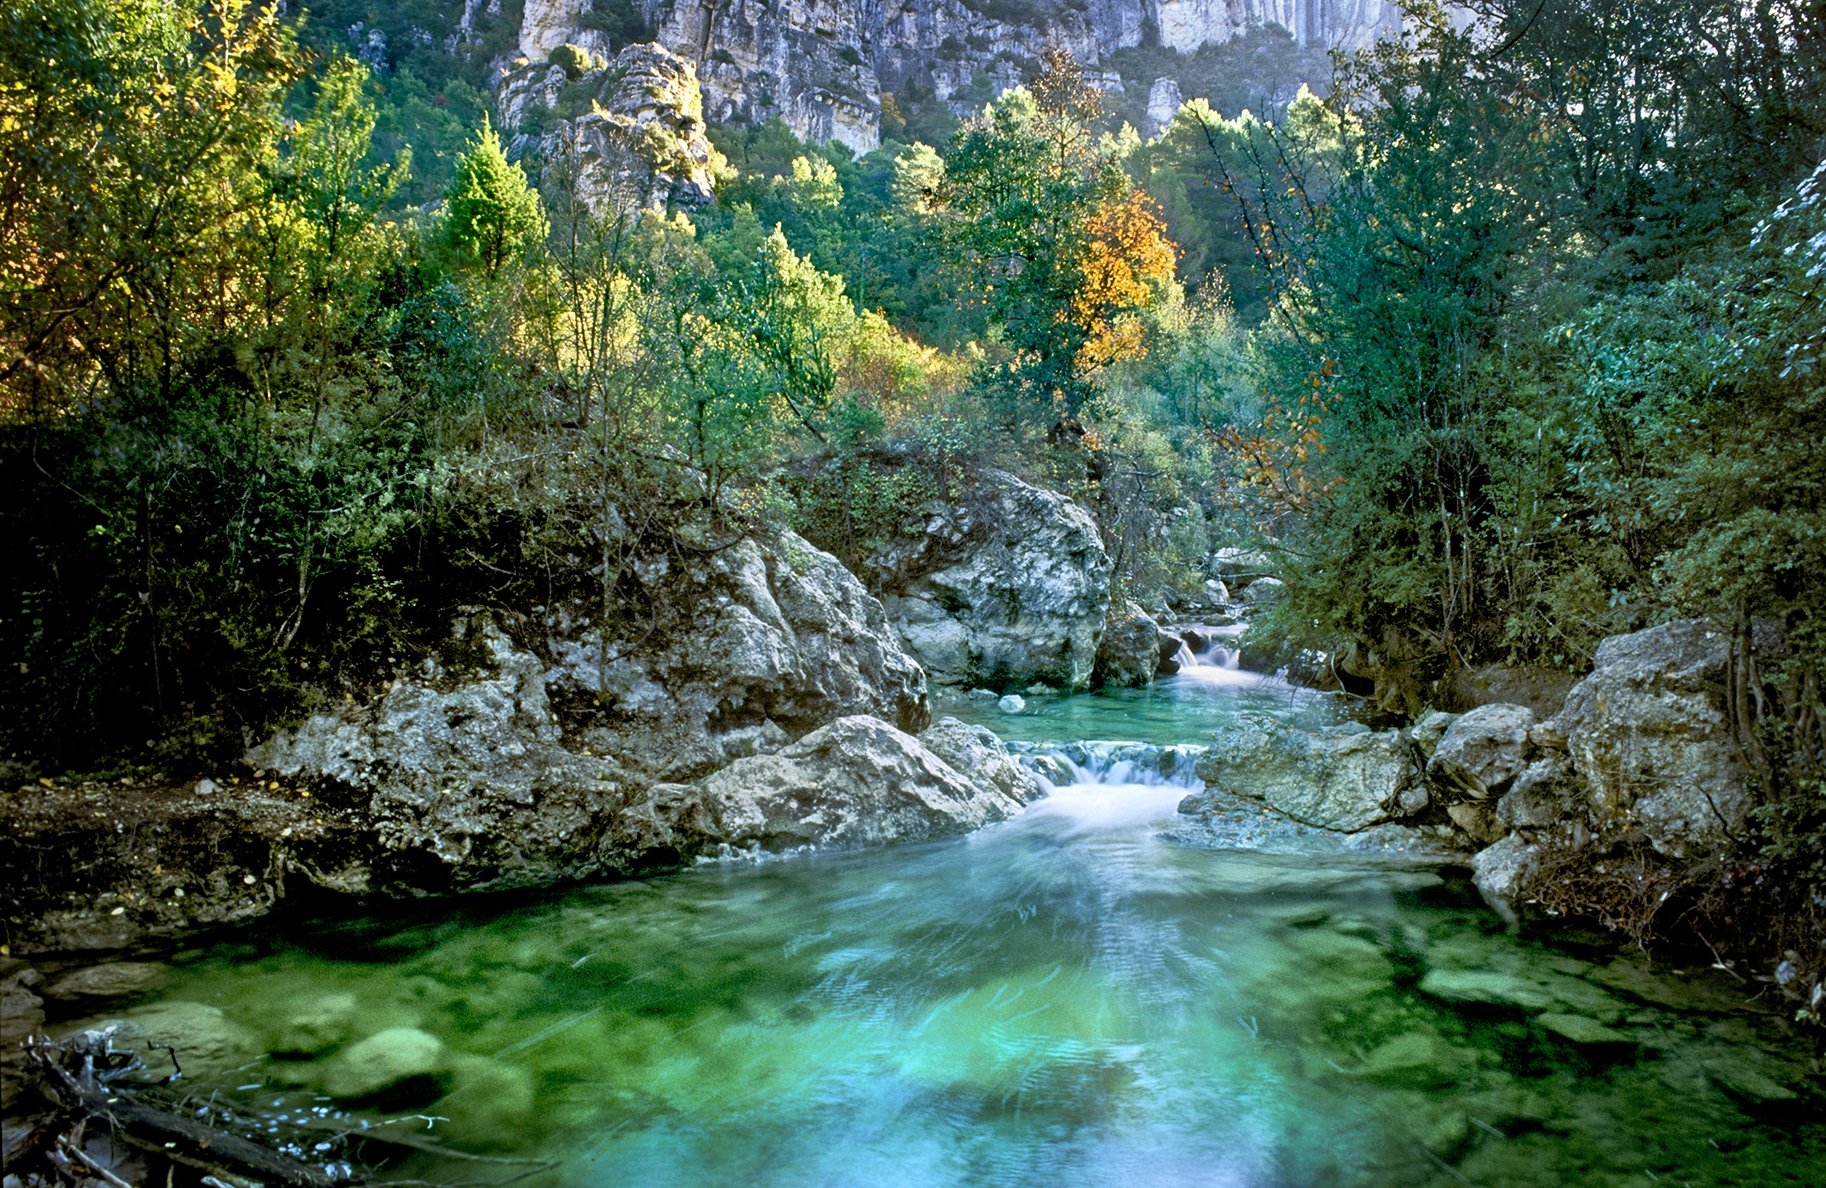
[926,48,1178,429]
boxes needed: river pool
[62,671,1823,1187]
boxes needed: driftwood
[30,1044,346,1188]
[19,1036,557,1188]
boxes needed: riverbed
[58,670,1824,1187]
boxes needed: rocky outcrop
[0,530,947,950]
[1192,716,1423,832]
[872,470,1112,692]
[1551,619,1751,856]
[1446,619,1767,912]
[497,42,727,213]
[1093,600,1162,688]
[678,715,1028,852]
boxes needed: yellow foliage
[1068,189,1178,371]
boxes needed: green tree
[442,114,546,278]
[927,49,1177,429]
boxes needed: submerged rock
[1194,715,1422,832]
[323,1026,450,1102]
[96,1001,262,1079]
[1538,1012,1632,1047]
[43,962,166,1002]
[688,715,1027,852]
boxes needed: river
[63,665,1823,1187]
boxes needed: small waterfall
[1011,740,1206,790]
[1169,626,1261,686]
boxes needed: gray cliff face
[507,0,1407,156]
[498,42,726,210]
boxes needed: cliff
[508,0,1405,156]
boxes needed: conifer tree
[442,114,546,277]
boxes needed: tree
[927,49,1178,428]
[442,114,546,278]
[0,0,306,419]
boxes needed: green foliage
[574,0,653,54]
[442,115,547,277]
[925,54,1174,428]
[548,43,600,81]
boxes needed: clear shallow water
[942,665,1333,747]
[74,677,1823,1188]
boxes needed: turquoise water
[70,675,1823,1187]
[942,665,1334,746]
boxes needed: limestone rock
[1496,756,1578,831]
[1093,601,1161,688]
[1551,619,1751,855]
[1446,801,1504,845]
[874,470,1112,692]
[248,528,929,893]
[1145,77,1183,135]
[272,991,361,1057]
[498,43,727,214]
[1427,703,1534,800]
[323,1027,450,1102]
[104,1001,262,1079]
[1238,575,1286,606]
[1705,1054,1801,1104]
[1408,709,1459,760]
[1209,547,1273,589]
[1344,1030,1479,1088]
[0,973,44,1110]
[1470,833,1541,907]
[919,717,1042,805]
[1193,715,1422,832]
[1419,968,1559,1013]
[1538,1013,1631,1047]
[689,715,1026,851]
[44,962,166,1002]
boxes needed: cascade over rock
[870,469,1113,692]
[500,0,1409,156]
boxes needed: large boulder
[1193,716,1424,832]
[872,470,1113,691]
[1426,703,1535,801]
[918,717,1043,805]
[1093,601,1162,688]
[684,716,1027,852]
[1550,619,1751,855]
[228,529,931,896]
